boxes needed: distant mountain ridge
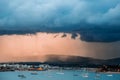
[44,55,120,65]
[1,55,120,66]
[45,55,103,64]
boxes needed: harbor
[0,70,120,80]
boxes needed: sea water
[0,70,120,80]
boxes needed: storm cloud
[0,0,120,42]
[1,33,120,62]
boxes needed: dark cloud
[79,28,120,42]
[61,33,67,38]
[71,33,78,39]
[0,0,120,42]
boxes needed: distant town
[0,63,120,73]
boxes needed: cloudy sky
[0,0,120,62]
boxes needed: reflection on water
[0,70,120,80]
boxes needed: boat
[31,72,38,75]
[107,74,113,77]
[56,72,64,75]
[95,73,100,80]
[82,68,89,78]
[82,73,88,78]
[73,74,79,76]
[18,74,26,78]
